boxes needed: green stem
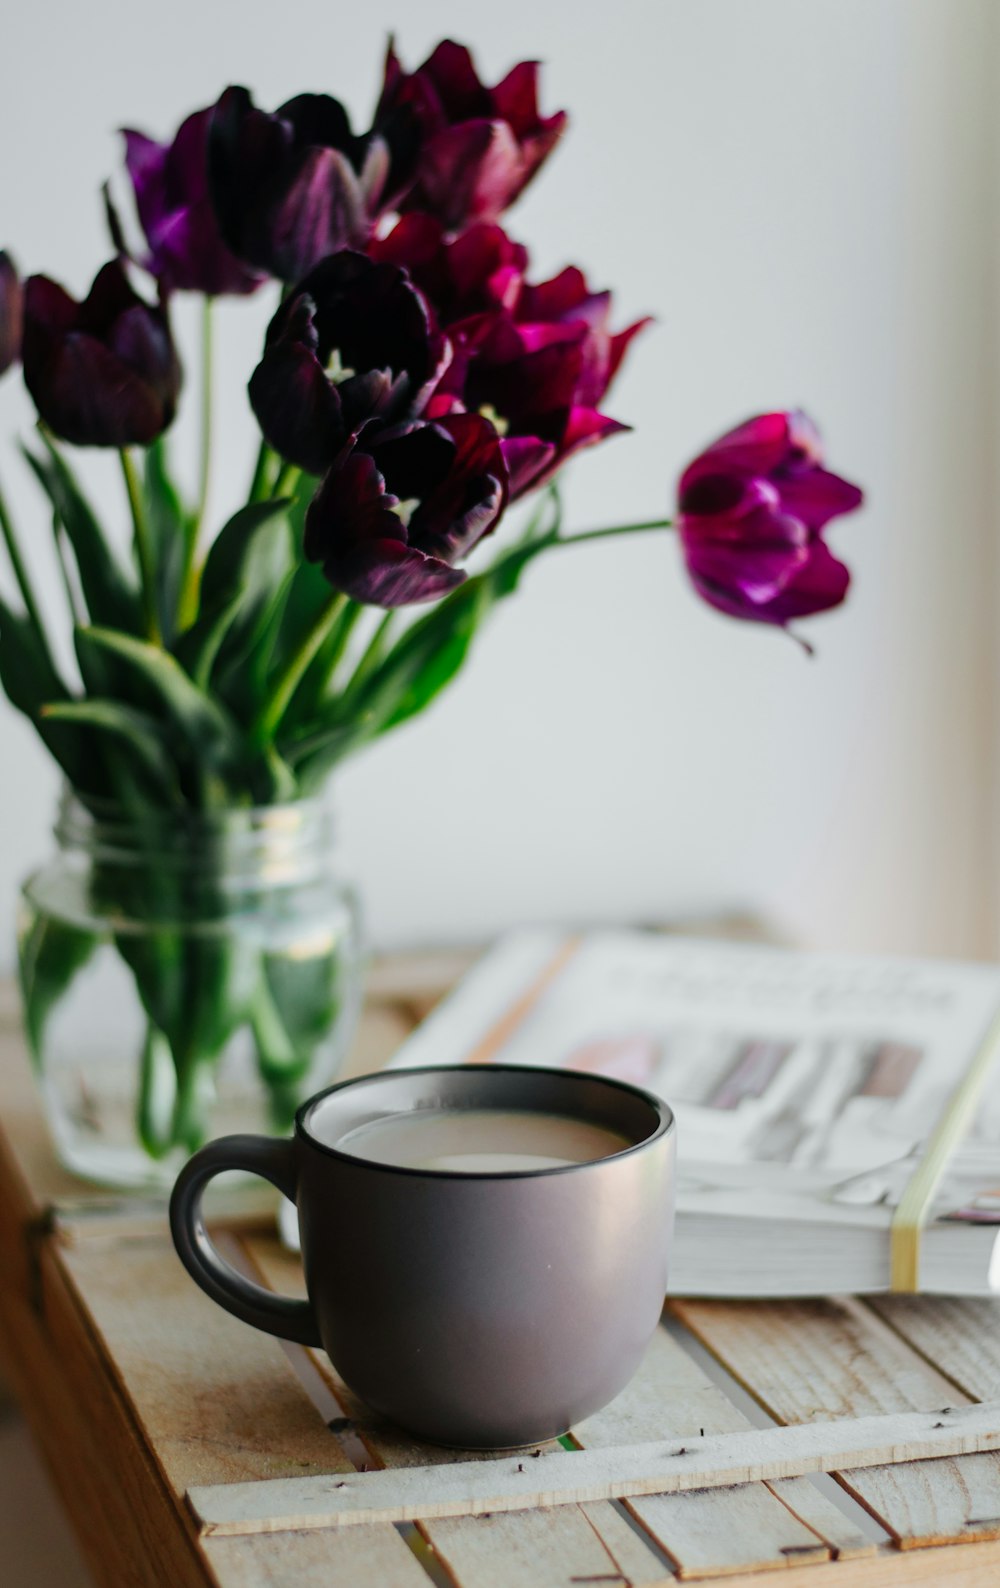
[0,476,46,637]
[53,528,83,626]
[248,439,275,503]
[556,518,674,548]
[119,449,161,645]
[175,298,216,632]
[252,592,346,746]
[272,460,301,500]
[343,609,396,701]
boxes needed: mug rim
[294,1062,675,1181]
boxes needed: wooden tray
[4,950,1000,1587]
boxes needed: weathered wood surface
[187,1403,1000,1533]
[8,953,1000,1586]
[672,1296,1000,1549]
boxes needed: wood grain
[672,1295,1000,1548]
[61,1236,351,1491]
[187,1403,1000,1533]
[578,1322,873,1569]
[204,1525,433,1588]
[869,1296,1000,1402]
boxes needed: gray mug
[169,1064,676,1448]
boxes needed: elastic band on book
[890,1006,1000,1292]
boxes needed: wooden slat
[578,1323,874,1569]
[869,1296,1000,1402]
[672,1296,1000,1548]
[415,1505,664,1588]
[188,1403,1000,1533]
[204,1526,433,1588]
[60,1237,351,1491]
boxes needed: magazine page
[390,930,1000,1226]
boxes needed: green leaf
[199,497,292,613]
[184,497,300,723]
[42,699,180,802]
[144,439,191,644]
[0,595,96,787]
[77,627,243,801]
[172,595,243,690]
[18,913,99,1062]
[22,436,142,633]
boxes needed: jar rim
[53,787,336,887]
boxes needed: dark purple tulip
[121,107,264,296]
[22,259,181,448]
[371,214,528,322]
[208,87,390,282]
[248,250,449,476]
[428,307,633,498]
[376,39,567,232]
[372,219,646,498]
[677,411,863,632]
[0,251,23,375]
[304,413,507,606]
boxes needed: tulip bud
[22,260,181,448]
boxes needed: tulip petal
[421,41,493,120]
[681,412,799,492]
[501,435,556,497]
[23,262,180,448]
[764,538,851,622]
[0,252,23,375]
[680,503,810,608]
[254,146,368,282]
[122,109,263,297]
[304,447,465,606]
[406,412,506,562]
[249,339,346,477]
[26,332,168,448]
[774,466,864,530]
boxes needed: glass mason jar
[17,792,361,1190]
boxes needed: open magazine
[388,930,1000,1296]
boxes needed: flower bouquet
[0,38,863,1186]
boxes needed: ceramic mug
[169,1063,676,1448]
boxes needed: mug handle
[169,1135,321,1348]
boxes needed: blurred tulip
[376,39,567,231]
[208,87,390,282]
[0,251,22,375]
[121,107,264,296]
[677,411,863,632]
[22,260,180,447]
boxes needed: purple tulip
[376,40,567,232]
[22,259,181,448]
[248,250,449,476]
[120,107,264,296]
[0,251,23,375]
[371,214,528,322]
[372,218,645,497]
[208,87,390,282]
[677,411,863,632]
[304,413,507,606]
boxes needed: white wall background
[0,0,996,962]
